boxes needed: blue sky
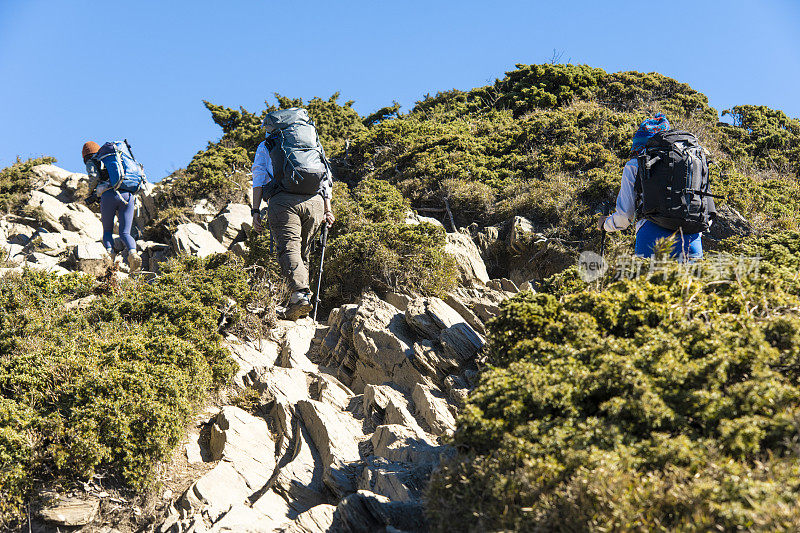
[1,0,798,180]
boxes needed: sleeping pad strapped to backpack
[262,108,332,196]
[635,130,718,233]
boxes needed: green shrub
[426,231,800,532]
[325,179,456,306]
[0,156,56,213]
[0,254,270,527]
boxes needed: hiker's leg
[117,192,137,252]
[268,193,307,292]
[99,190,117,252]
[299,195,324,269]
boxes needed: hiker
[82,141,142,271]
[251,108,335,320]
[597,113,716,260]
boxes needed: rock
[383,292,412,312]
[271,416,328,514]
[172,222,226,257]
[277,320,317,372]
[470,223,501,254]
[296,399,364,497]
[59,203,103,239]
[508,215,546,254]
[706,204,753,245]
[371,424,443,464]
[443,292,486,335]
[34,230,87,256]
[498,277,519,293]
[444,375,471,407]
[405,211,446,231]
[412,383,457,436]
[519,280,535,292]
[210,504,275,532]
[275,504,337,533]
[444,232,490,286]
[335,490,426,533]
[39,495,101,526]
[439,322,484,364]
[32,164,74,185]
[72,241,111,276]
[309,372,354,412]
[27,190,70,225]
[209,203,252,247]
[178,407,275,523]
[404,297,467,340]
[136,181,157,229]
[448,286,508,323]
[358,457,433,502]
[224,335,279,388]
[363,384,426,437]
[0,242,25,265]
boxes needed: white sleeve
[251,141,272,188]
[604,160,638,232]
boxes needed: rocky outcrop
[154,286,511,532]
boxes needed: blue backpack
[93,140,146,194]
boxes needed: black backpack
[635,130,718,233]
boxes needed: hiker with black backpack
[597,114,717,260]
[251,108,335,320]
[82,140,145,272]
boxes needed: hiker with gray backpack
[82,140,146,271]
[251,108,335,320]
[597,113,718,260]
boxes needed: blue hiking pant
[100,190,136,252]
[635,220,702,259]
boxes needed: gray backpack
[262,108,332,196]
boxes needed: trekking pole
[312,224,329,322]
[599,203,610,257]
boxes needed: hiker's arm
[601,161,637,232]
[251,141,271,232]
[323,197,334,226]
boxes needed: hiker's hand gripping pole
[312,224,329,323]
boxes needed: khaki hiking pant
[267,191,324,293]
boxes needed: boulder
[508,215,546,254]
[444,232,490,286]
[172,222,226,257]
[335,490,426,533]
[275,504,337,533]
[27,190,70,225]
[439,322,485,364]
[358,457,433,502]
[706,204,753,245]
[363,384,425,437]
[404,211,446,231]
[412,383,457,436]
[371,424,442,464]
[224,335,279,388]
[59,203,103,240]
[72,241,111,276]
[276,320,317,372]
[39,495,101,526]
[405,297,471,340]
[209,203,252,247]
[297,399,364,497]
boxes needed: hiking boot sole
[283,302,313,321]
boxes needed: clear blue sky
[1,0,798,180]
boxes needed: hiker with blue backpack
[251,108,335,320]
[82,140,145,272]
[597,113,718,260]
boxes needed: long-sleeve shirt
[603,158,645,233]
[85,159,111,196]
[251,140,333,199]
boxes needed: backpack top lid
[262,108,312,134]
[643,129,701,151]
